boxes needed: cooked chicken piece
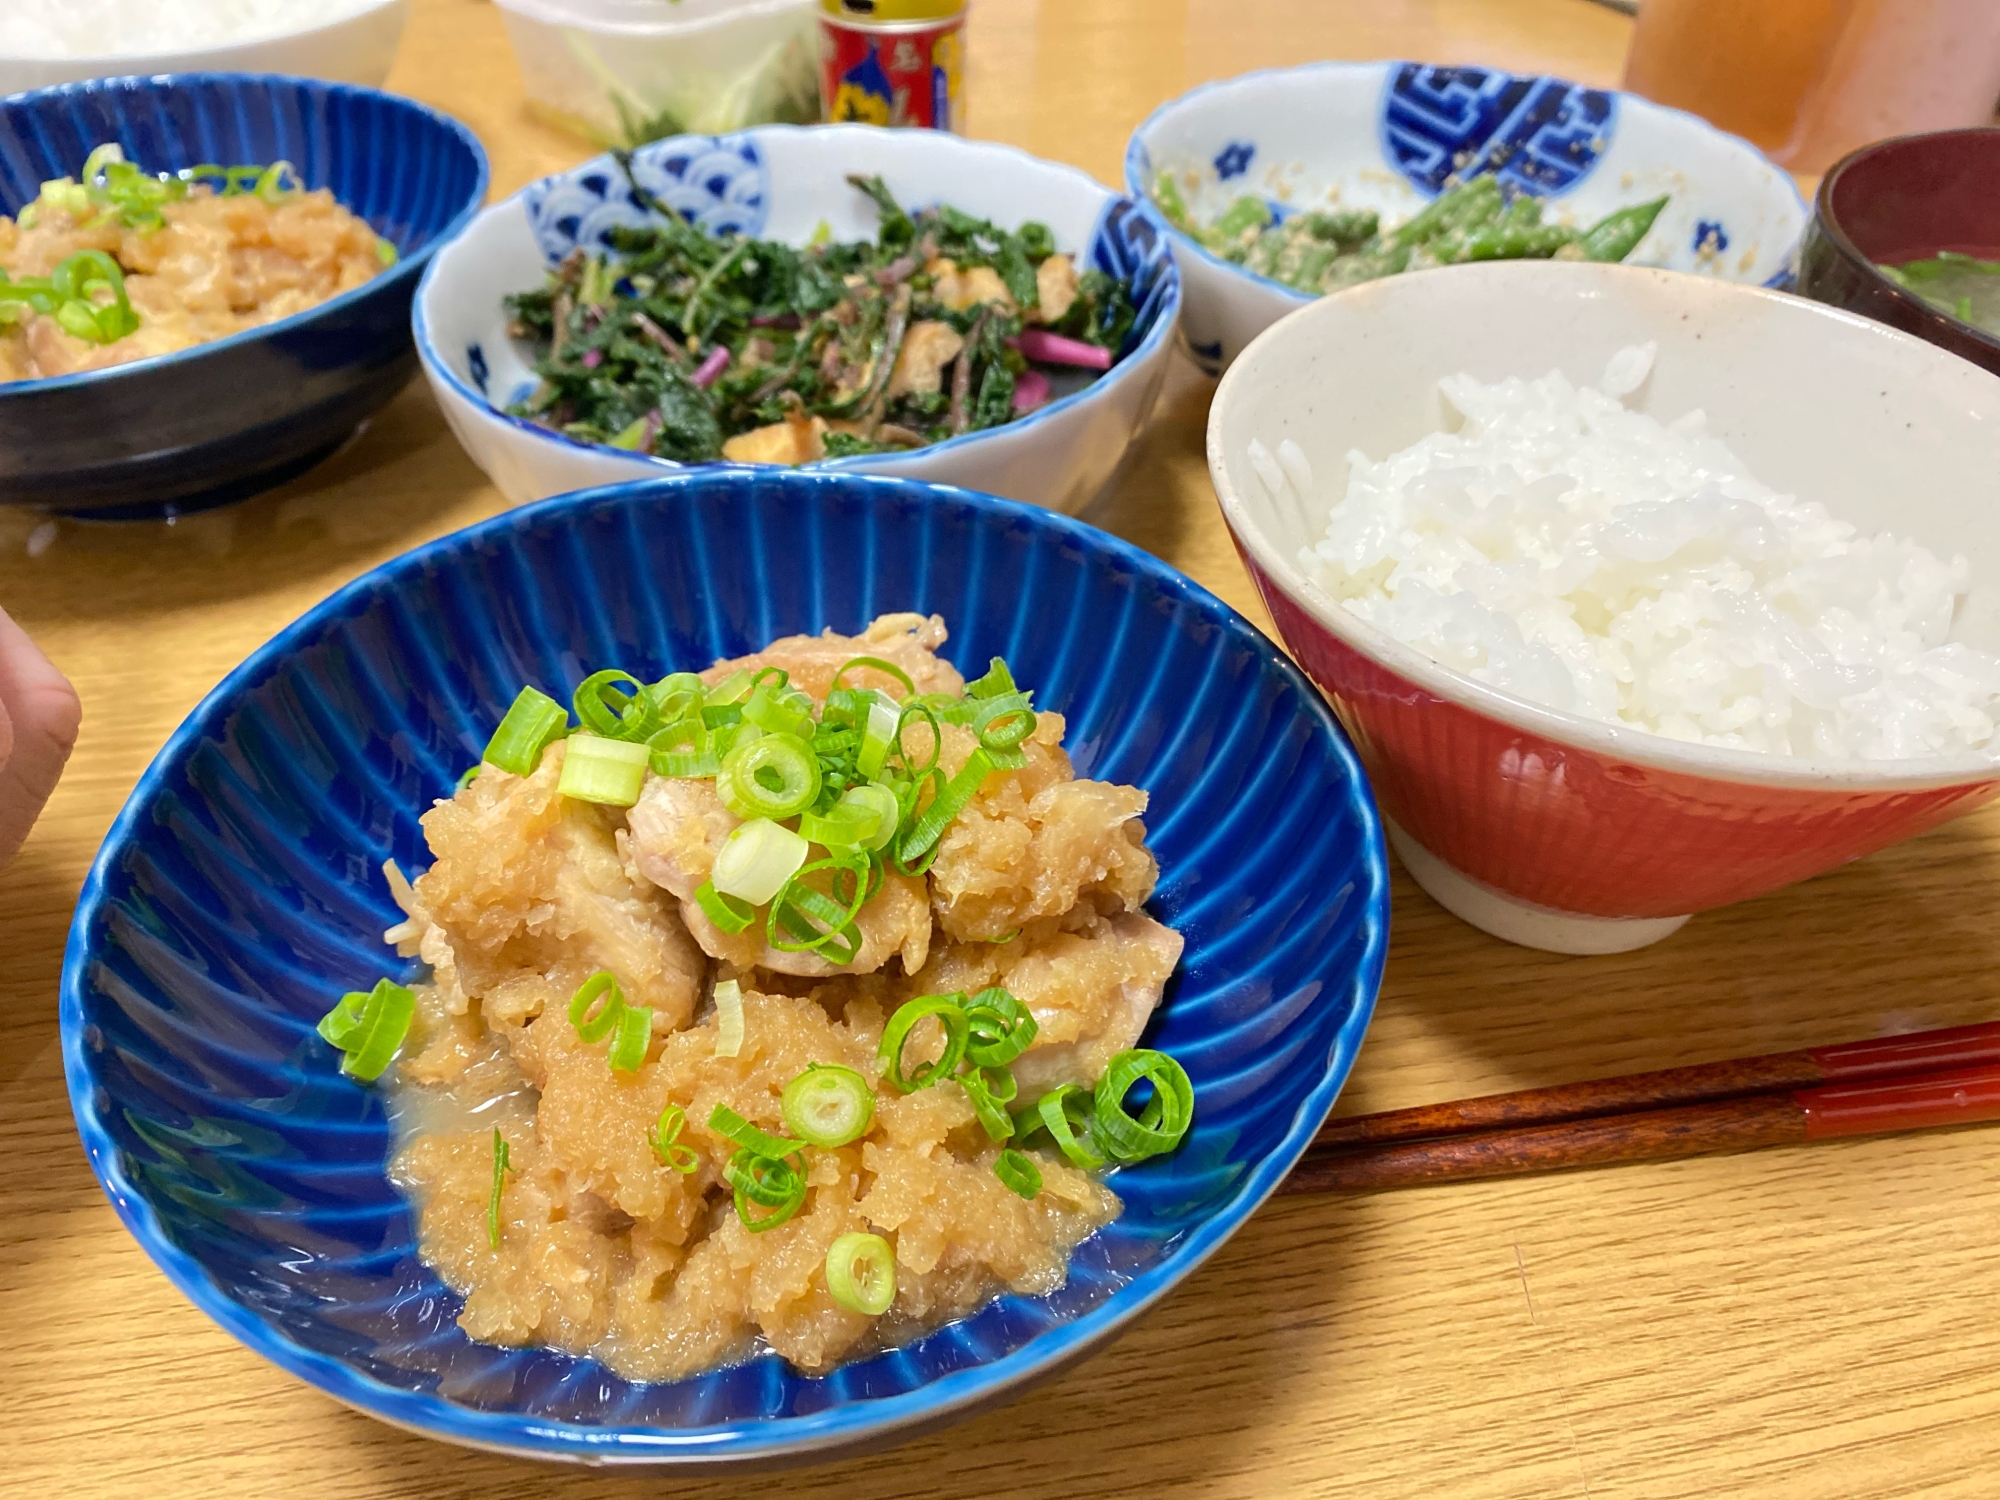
[926,717,1159,941]
[886,319,964,400]
[720,409,828,465]
[412,742,705,1033]
[700,612,966,700]
[926,256,1016,313]
[905,908,1184,1095]
[1032,253,1081,324]
[625,774,933,977]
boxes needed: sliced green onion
[1019,1084,1107,1170]
[768,853,870,964]
[315,977,416,1081]
[965,657,1019,698]
[895,748,993,866]
[608,1000,653,1072]
[705,669,757,707]
[831,655,917,697]
[649,671,706,721]
[483,686,570,775]
[857,690,902,781]
[782,1063,876,1147]
[254,159,300,203]
[993,1148,1043,1200]
[719,733,821,819]
[961,1066,1017,1142]
[712,817,810,905]
[376,237,398,266]
[742,680,816,739]
[973,694,1037,752]
[797,801,877,850]
[878,994,971,1092]
[558,732,650,806]
[842,782,902,850]
[825,1231,897,1315]
[454,764,482,792]
[488,1129,511,1248]
[708,1102,805,1160]
[1093,1049,1195,1163]
[713,978,745,1057]
[567,970,625,1042]
[648,1102,700,1172]
[894,702,943,776]
[573,668,659,742]
[696,880,757,933]
[964,987,1038,1068]
[724,1148,807,1231]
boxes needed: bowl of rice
[0,0,409,96]
[1210,260,2000,954]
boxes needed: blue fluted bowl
[0,73,488,517]
[61,470,1388,1465]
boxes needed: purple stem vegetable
[1011,368,1051,413]
[692,344,732,388]
[1015,328,1111,370]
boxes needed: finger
[0,606,82,869]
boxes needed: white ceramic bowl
[416,124,1181,515]
[1209,261,2000,954]
[0,0,408,95]
[496,0,819,145]
[1128,60,1810,374]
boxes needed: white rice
[0,0,377,57]
[1277,345,2000,761]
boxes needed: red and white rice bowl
[1209,261,2000,954]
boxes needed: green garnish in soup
[1877,250,2000,336]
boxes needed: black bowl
[0,73,488,517]
[1799,126,2000,380]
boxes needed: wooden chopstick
[1278,1032,2000,1196]
[1308,1020,2000,1150]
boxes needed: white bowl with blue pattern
[416,125,1180,515]
[1126,61,1809,374]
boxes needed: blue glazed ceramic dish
[61,469,1388,1465]
[416,125,1179,516]
[1125,60,1809,372]
[0,73,488,517]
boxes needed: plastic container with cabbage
[496,0,820,146]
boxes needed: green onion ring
[768,853,871,961]
[965,657,1019,699]
[960,1067,1016,1142]
[648,1103,700,1173]
[315,977,415,1081]
[567,971,626,1043]
[720,732,821,820]
[607,1000,653,1072]
[1020,1084,1107,1170]
[824,1231,897,1315]
[781,1063,876,1147]
[724,1149,807,1231]
[1093,1049,1196,1163]
[878,994,971,1092]
[830,655,917,697]
[893,702,942,776]
[993,1148,1043,1200]
[695,880,757,933]
[708,1102,806,1161]
[483,686,570,775]
[573,668,659,742]
[894,748,993,868]
[963,987,1038,1068]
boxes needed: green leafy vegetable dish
[1153,170,1669,295]
[504,167,1138,465]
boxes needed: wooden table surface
[5,2,1998,1496]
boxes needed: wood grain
[4,2,1999,1496]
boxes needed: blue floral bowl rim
[0,70,490,401]
[1121,58,1813,307]
[59,468,1390,1464]
[413,122,1182,478]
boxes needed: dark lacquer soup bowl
[1800,126,2000,378]
[61,468,1388,1465]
